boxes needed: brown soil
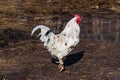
[0,28,120,80]
[0,0,120,80]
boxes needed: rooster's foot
[58,64,64,72]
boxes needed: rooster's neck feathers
[61,16,80,35]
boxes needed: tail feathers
[31,25,50,36]
[31,25,54,44]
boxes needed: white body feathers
[31,16,80,60]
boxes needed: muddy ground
[0,0,120,80]
[0,28,120,80]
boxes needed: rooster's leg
[58,59,64,72]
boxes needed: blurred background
[0,0,120,80]
[0,0,120,44]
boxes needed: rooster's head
[74,14,81,24]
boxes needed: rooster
[31,14,81,71]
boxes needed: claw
[58,64,64,72]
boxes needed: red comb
[74,14,80,18]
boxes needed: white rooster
[31,14,81,71]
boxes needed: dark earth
[0,0,120,80]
